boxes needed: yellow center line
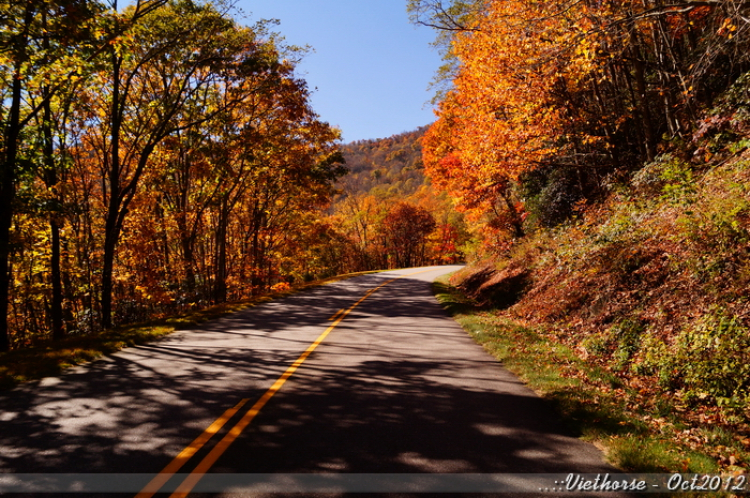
[137,268,438,498]
[134,398,249,498]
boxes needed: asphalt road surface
[0,266,626,497]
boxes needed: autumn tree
[0,0,113,350]
[419,0,750,249]
[332,193,385,269]
[1,0,345,348]
[378,202,436,269]
[327,128,468,269]
[78,0,260,328]
[421,0,572,241]
[110,31,344,311]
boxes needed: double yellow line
[136,269,435,498]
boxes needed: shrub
[646,308,750,414]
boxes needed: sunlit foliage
[418,0,750,250]
[1,0,344,349]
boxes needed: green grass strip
[433,276,719,474]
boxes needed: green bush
[582,317,644,370]
[658,156,697,205]
[648,308,750,413]
[610,318,645,370]
[519,165,584,228]
[631,154,695,204]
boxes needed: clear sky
[233,0,442,143]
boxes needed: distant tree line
[327,128,469,272]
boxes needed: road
[0,266,623,496]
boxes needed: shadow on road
[0,268,624,497]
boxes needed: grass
[432,275,720,474]
[0,270,379,391]
[0,323,175,390]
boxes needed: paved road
[0,266,623,496]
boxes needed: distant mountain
[336,127,429,199]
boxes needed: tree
[1,0,347,349]
[379,202,436,269]
[407,0,484,101]
[81,0,255,328]
[0,0,108,350]
[419,0,750,249]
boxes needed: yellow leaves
[270,282,291,293]
[717,17,737,37]
[134,285,152,300]
[424,0,629,246]
[92,26,108,41]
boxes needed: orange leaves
[423,0,734,248]
[2,1,350,345]
[718,17,738,37]
[423,0,600,245]
[270,282,291,293]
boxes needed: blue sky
[233,0,442,143]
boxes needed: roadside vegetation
[434,276,725,473]
[2,8,462,354]
[434,277,748,473]
[413,0,750,475]
[326,128,469,271]
[1,0,346,353]
[432,99,750,472]
[432,141,750,473]
[4,0,750,477]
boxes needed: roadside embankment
[435,147,750,474]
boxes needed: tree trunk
[101,213,120,330]
[213,196,229,303]
[250,204,263,294]
[101,44,122,330]
[502,189,525,239]
[177,214,197,296]
[42,63,65,340]
[0,5,32,350]
[630,45,657,162]
[0,172,14,352]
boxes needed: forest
[4,0,750,473]
[0,0,471,353]
[410,0,750,471]
[326,127,468,273]
[412,0,750,247]
[0,0,346,351]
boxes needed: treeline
[327,128,469,272]
[0,0,344,350]
[411,0,750,248]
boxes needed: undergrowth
[437,137,750,474]
[434,277,721,474]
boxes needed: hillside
[412,0,750,472]
[319,127,468,273]
[336,127,430,199]
[446,75,750,472]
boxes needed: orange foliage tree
[418,0,750,250]
[377,202,437,269]
[328,129,469,269]
[421,0,597,245]
[2,0,344,348]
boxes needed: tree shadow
[0,268,627,497]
